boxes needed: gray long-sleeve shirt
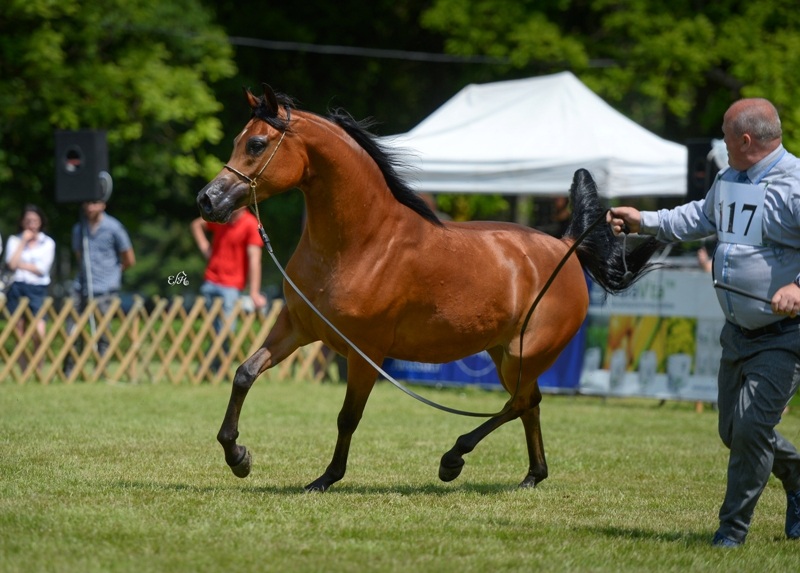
[640,144,800,330]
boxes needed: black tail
[563,169,662,294]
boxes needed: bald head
[726,98,782,141]
[722,98,782,170]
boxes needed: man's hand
[606,207,643,236]
[772,282,800,318]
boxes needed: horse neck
[297,114,406,251]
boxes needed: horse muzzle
[196,178,243,223]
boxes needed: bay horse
[196,85,659,492]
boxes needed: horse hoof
[303,479,328,493]
[518,471,546,489]
[230,448,252,478]
[438,454,465,482]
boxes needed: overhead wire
[228,36,508,64]
[228,36,617,68]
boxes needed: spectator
[4,204,56,370]
[66,199,135,372]
[191,207,267,337]
[607,98,800,547]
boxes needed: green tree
[0,0,236,295]
[203,0,513,273]
[421,0,800,148]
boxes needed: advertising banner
[382,321,587,393]
[579,269,723,402]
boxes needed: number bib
[716,181,766,246]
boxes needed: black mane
[250,92,441,226]
[328,109,443,226]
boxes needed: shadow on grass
[113,478,526,497]
[308,480,522,496]
[589,525,711,547]
[588,525,797,546]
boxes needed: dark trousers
[716,319,800,542]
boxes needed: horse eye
[246,137,268,155]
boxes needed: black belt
[83,290,119,298]
[736,315,800,339]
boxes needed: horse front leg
[304,354,378,492]
[217,310,301,478]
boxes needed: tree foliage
[422,0,800,148]
[8,1,799,297]
[200,0,505,285]
[0,0,235,294]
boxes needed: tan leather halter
[223,108,290,235]
[223,114,289,194]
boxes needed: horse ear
[243,86,259,110]
[262,83,279,116]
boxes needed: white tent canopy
[381,72,687,198]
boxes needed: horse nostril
[198,192,213,215]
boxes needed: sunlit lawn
[1,380,799,572]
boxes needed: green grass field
[2,380,799,572]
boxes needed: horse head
[196,84,300,223]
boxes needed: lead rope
[240,120,619,416]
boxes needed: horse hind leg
[440,347,549,488]
[439,407,520,482]
[518,402,548,488]
[500,347,550,488]
[510,365,548,488]
[439,348,522,483]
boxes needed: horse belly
[387,299,514,364]
[387,252,587,364]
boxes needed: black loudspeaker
[686,138,720,202]
[55,130,110,203]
